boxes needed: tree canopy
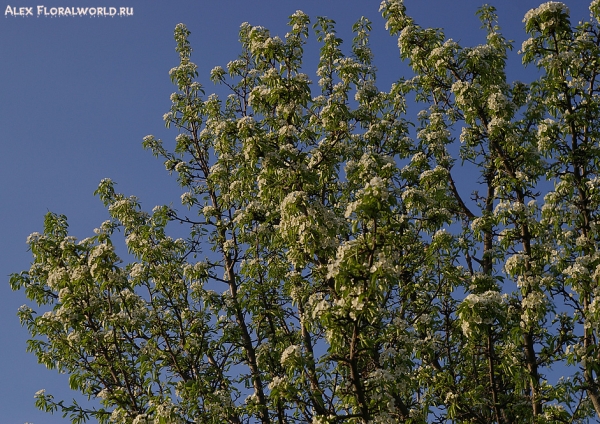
[11,1,600,423]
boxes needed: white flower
[47,268,67,289]
[468,44,493,59]
[245,393,259,405]
[445,391,458,403]
[280,344,301,366]
[519,37,535,54]
[67,331,80,344]
[210,66,225,80]
[58,287,71,302]
[308,293,329,319]
[470,216,486,232]
[202,205,217,217]
[505,253,527,275]
[132,414,149,424]
[181,192,194,207]
[459,290,505,337]
[237,116,255,130]
[222,239,235,251]
[487,92,508,113]
[278,125,298,138]
[26,232,43,244]
[268,376,286,391]
[524,2,569,24]
[129,263,144,279]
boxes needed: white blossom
[524,2,569,24]
[280,344,301,366]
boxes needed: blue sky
[0,0,592,422]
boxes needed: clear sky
[0,0,593,422]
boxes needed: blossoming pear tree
[11,1,600,422]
